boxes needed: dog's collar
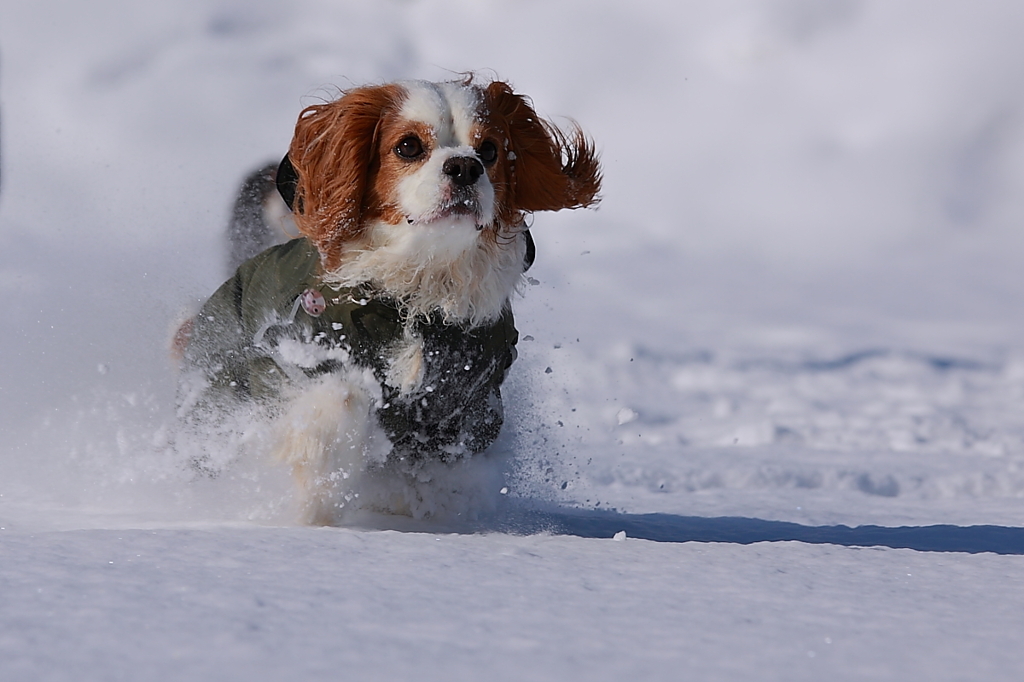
[523,230,536,272]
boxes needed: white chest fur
[323,220,527,327]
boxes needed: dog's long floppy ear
[484,81,602,220]
[287,85,400,269]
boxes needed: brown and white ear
[287,85,401,269]
[484,81,602,218]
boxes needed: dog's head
[280,78,602,271]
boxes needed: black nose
[442,156,484,187]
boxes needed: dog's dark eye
[478,140,498,166]
[395,136,424,160]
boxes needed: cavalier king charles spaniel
[178,77,601,523]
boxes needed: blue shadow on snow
[498,506,1024,555]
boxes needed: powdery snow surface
[4,529,1024,681]
[3,1,1024,680]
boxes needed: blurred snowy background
[4,0,1024,526]
[2,2,1024,679]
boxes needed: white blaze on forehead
[393,80,495,226]
[399,80,481,147]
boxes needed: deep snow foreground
[4,528,1024,682]
[4,1,1024,680]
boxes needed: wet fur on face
[285,76,602,326]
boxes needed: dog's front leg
[272,373,388,524]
